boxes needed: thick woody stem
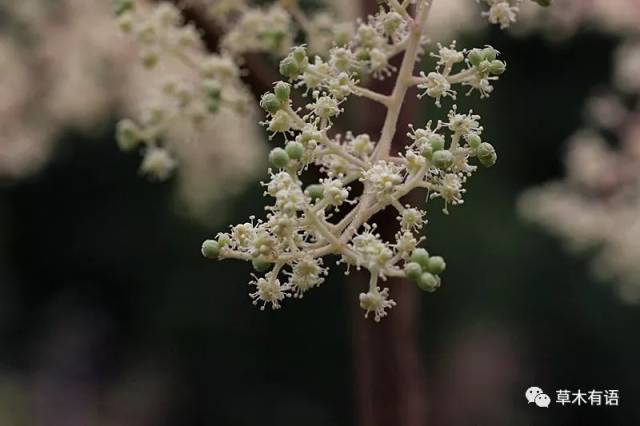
[350,2,431,426]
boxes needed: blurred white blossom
[520,33,640,302]
[0,0,264,221]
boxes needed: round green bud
[279,56,301,79]
[417,272,440,292]
[489,60,506,75]
[429,135,445,152]
[421,145,433,160]
[269,147,290,169]
[477,142,497,167]
[285,141,305,160]
[426,256,446,275]
[410,248,430,269]
[201,239,220,259]
[259,93,282,114]
[466,133,481,149]
[482,47,498,61]
[292,46,307,63]
[305,184,324,200]
[467,49,484,67]
[116,119,141,151]
[113,0,134,16]
[252,258,272,272]
[274,81,291,102]
[432,149,454,170]
[404,262,423,281]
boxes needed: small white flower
[288,256,326,297]
[140,147,176,180]
[417,71,455,106]
[352,228,393,271]
[395,231,419,256]
[483,0,520,29]
[348,133,374,157]
[250,272,291,310]
[433,42,465,67]
[363,161,404,201]
[307,95,342,122]
[359,286,396,322]
[447,108,482,137]
[399,208,426,231]
[329,47,359,73]
[323,179,350,207]
[231,222,256,248]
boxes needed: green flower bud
[426,256,446,275]
[279,56,301,80]
[410,248,430,269]
[533,0,552,6]
[285,141,305,160]
[477,60,492,75]
[269,147,290,169]
[201,239,220,259]
[260,93,282,114]
[429,135,445,152]
[274,81,291,102]
[417,272,440,292]
[466,133,481,149]
[482,46,498,61]
[292,46,307,63]
[489,60,506,75]
[432,149,454,170]
[116,119,141,151]
[477,142,497,167]
[252,258,272,272]
[404,262,423,281]
[305,184,324,200]
[113,0,134,16]
[421,145,433,159]
[217,234,231,248]
[467,49,483,67]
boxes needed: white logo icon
[526,386,550,407]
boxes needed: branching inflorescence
[197,0,530,321]
[113,0,548,320]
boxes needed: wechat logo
[526,386,551,408]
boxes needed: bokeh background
[1,1,639,425]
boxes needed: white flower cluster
[114,0,252,181]
[221,5,294,56]
[201,0,354,57]
[516,0,639,38]
[202,0,511,321]
[520,40,640,303]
